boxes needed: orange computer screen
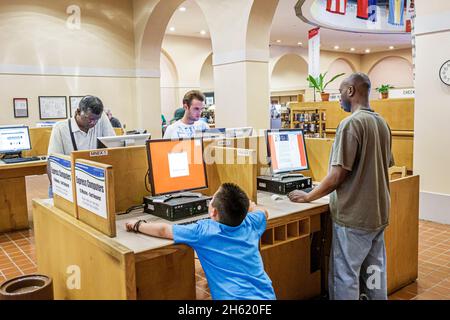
[148,139,207,195]
[268,130,308,174]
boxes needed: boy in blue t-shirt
[125,183,276,300]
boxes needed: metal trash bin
[0,275,53,300]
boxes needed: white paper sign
[75,163,107,219]
[168,152,189,178]
[388,88,415,99]
[50,156,73,202]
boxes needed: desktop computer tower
[257,175,312,195]
[143,195,212,221]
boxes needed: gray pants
[329,222,387,300]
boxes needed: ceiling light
[169,27,175,32]
[200,30,207,35]
[334,45,340,50]
[298,42,303,46]
[350,48,356,52]
[276,40,282,43]
[389,46,395,50]
[179,6,187,12]
[365,49,371,53]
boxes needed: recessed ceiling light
[334,45,340,50]
[298,42,303,46]
[179,6,187,12]
[276,40,282,43]
[389,46,395,50]
[169,27,175,32]
[200,30,207,35]
[350,48,356,52]
[365,49,371,53]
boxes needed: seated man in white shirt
[47,95,115,197]
[163,90,209,139]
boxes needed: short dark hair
[79,95,104,115]
[212,183,250,227]
[183,90,205,107]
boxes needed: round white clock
[439,60,450,86]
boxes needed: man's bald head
[339,73,372,112]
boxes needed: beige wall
[0,0,137,128]
[414,0,450,224]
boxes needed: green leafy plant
[375,84,394,94]
[307,72,345,93]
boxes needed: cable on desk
[117,204,145,216]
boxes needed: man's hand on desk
[288,190,310,203]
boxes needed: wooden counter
[33,192,330,300]
[0,160,47,232]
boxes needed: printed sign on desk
[49,156,73,202]
[75,163,107,219]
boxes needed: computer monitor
[225,127,253,138]
[0,126,32,154]
[266,129,309,175]
[97,133,151,149]
[146,138,208,196]
[202,128,226,139]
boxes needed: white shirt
[163,120,209,139]
[48,113,115,155]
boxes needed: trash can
[0,275,53,300]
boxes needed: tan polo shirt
[47,113,115,156]
[329,109,394,232]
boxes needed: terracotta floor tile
[415,291,448,300]
[428,286,450,298]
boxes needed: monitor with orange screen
[146,138,208,196]
[266,129,309,175]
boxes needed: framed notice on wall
[69,96,84,117]
[39,96,68,120]
[13,98,29,118]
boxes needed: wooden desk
[33,192,329,300]
[0,160,47,232]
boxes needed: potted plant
[376,84,394,99]
[307,72,345,102]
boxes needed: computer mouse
[271,194,285,201]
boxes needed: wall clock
[439,60,450,86]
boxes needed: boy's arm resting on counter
[126,220,174,240]
[249,201,269,220]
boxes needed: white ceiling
[165,0,412,54]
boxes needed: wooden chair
[389,166,407,180]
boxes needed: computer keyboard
[2,157,41,164]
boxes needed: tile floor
[0,176,449,300]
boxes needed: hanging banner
[326,0,347,15]
[388,0,405,26]
[308,27,321,79]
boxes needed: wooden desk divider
[71,146,148,214]
[48,154,76,217]
[22,127,53,157]
[203,146,258,202]
[203,135,269,176]
[74,159,116,237]
[114,128,125,136]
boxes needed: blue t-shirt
[173,211,276,300]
